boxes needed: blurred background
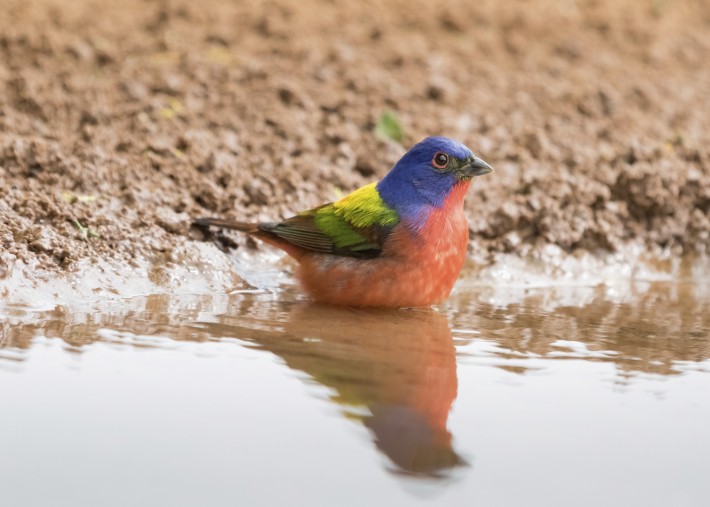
[1,0,709,283]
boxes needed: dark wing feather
[259,214,334,253]
[259,209,394,259]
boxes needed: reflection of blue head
[365,405,468,478]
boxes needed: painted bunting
[194,137,492,307]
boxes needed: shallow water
[2,277,710,506]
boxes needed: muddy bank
[1,0,710,295]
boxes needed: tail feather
[192,217,259,233]
[194,217,313,259]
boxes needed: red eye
[432,152,449,169]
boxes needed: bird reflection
[255,304,467,478]
[191,301,466,478]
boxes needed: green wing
[260,183,400,258]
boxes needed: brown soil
[1,0,710,285]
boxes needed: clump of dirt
[1,0,709,287]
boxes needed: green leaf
[374,111,404,143]
[72,219,100,240]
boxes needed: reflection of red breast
[296,181,471,308]
[410,339,459,437]
[389,313,458,439]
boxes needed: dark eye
[432,152,449,169]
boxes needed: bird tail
[193,217,310,260]
[192,217,260,233]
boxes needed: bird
[194,136,493,308]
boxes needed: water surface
[1,279,709,506]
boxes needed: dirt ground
[1,0,709,286]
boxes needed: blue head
[376,136,492,228]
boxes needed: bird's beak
[464,156,493,177]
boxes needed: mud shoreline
[1,0,709,299]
